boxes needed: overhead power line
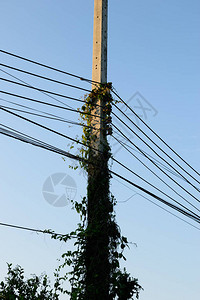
[0,67,73,109]
[112,89,200,178]
[112,130,184,180]
[112,103,200,190]
[0,106,104,155]
[113,149,200,215]
[1,59,197,189]
[112,109,200,192]
[0,126,82,162]
[0,63,91,93]
[2,98,200,219]
[112,123,200,212]
[0,102,93,130]
[112,122,200,206]
[0,49,99,84]
[112,135,200,215]
[1,105,200,218]
[0,77,87,105]
[2,118,199,221]
[0,105,167,202]
[2,53,197,181]
[111,170,200,224]
[1,123,200,225]
[0,97,74,121]
[0,222,76,238]
[114,178,200,231]
[0,90,102,119]
[112,135,200,214]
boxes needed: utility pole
[85,1,110,299]
[91,0,108,153]
[92,0,107,86]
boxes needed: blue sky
[0,1,200,299]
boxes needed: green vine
[48,83,142,299]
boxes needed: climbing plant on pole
[49,84,143,299]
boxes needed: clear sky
[0,1,200,299]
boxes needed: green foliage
[49,84,143,299]
[110,269,142,300]
[49,198,87,298]
[68,83,115,171]
[0,84,143,300]
[0,264,59,300]
[49,195,142,299]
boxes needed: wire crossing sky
[0,1,199,300]
[1,60,199,221]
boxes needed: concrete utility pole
[92,0,108,85]
[91,0,108,153]
[85,1,110,299]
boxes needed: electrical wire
[0,98,76,122]
[112,123,200,211]
[2,122,199,221]
[112,135,200,211]
[1,52,199,229]
[111,170,200,223]
[0,101,93,130]
[112,135,200,214]
[0,222,76,238]
[0,63,91,92]
[3,106,197,219]
[1,105,200,218]
[0,90,102,119]
[114,178,200,231]
[112,89,200,177]
[1,130,200,225]
[112,102,200,189]
[0,106,105,154]
[0,126,81,162]
[112,109,200,192]
[112,130,184,180]
[0,67,73,109]
[1,125,200,225]
[4,53,197,181]
[0,77,87,105]
[2,102,200,219]
[2,66,196,190]
[0,49,99,84]
[112,122,200,205]
[0,104,170,202]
